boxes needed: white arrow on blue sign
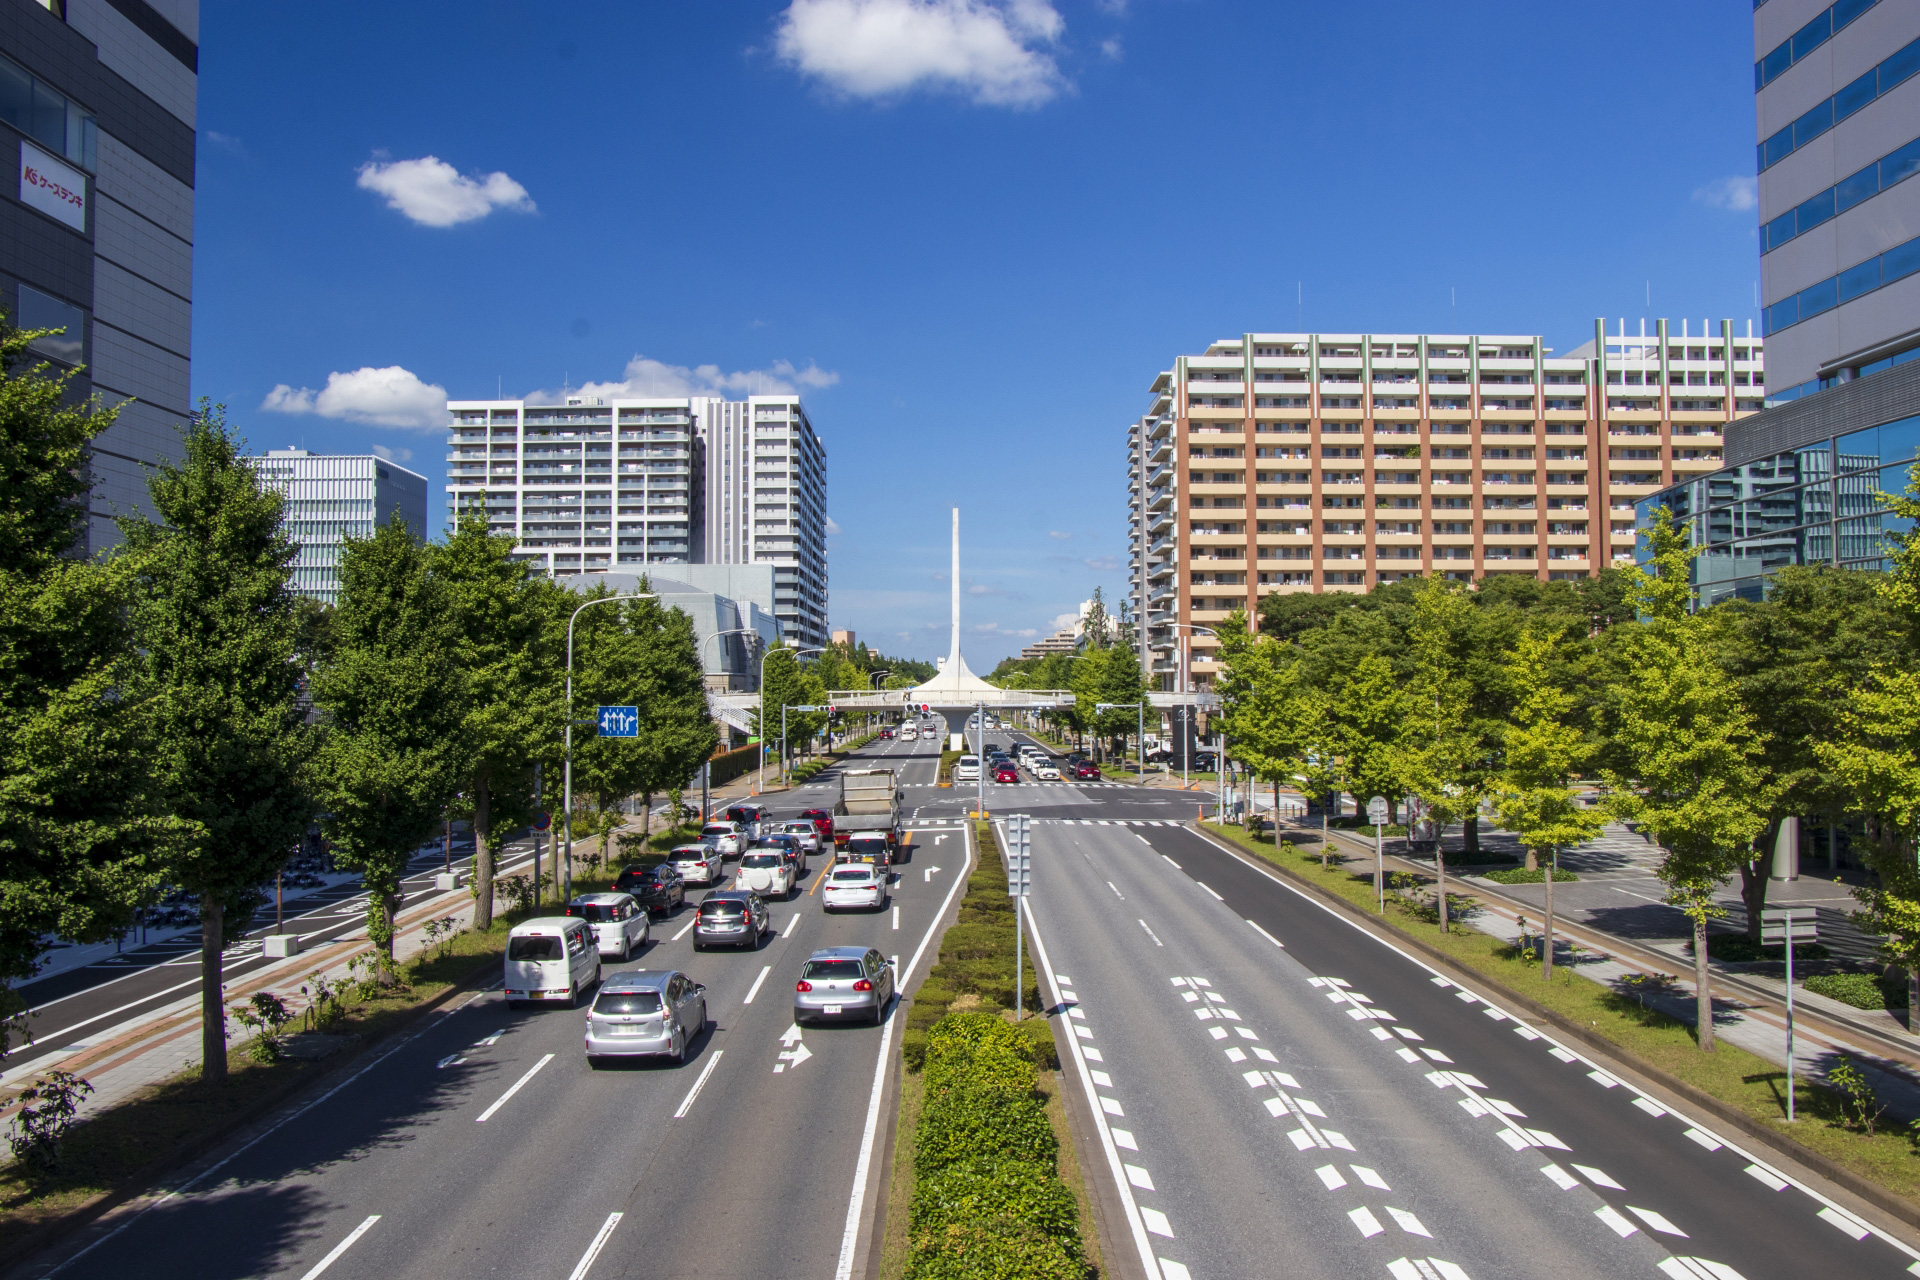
[597,705,639,737]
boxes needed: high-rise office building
[249,448,427,604]
[445,392,829,652]
[1127,326,1764,691]
[2,0,197,556]
[1639,0,1920,603]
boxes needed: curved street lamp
[758,644,824,795]
[562,592,655,904]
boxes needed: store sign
[20,142,85,232]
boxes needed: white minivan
[504,917,601,1008]
[953,755,980,783]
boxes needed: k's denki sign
[19,143,85,232]
[597,705,639,738]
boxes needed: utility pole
[1008,814,1031,1019]
[563,592,655,905]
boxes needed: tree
[1492,626,1606,975]
[1390,577,1487,926]
[121,406,313,1082]
[0,317,169,1036]
[1330,653,1406,822]
[755,647,824,778]
[1093,642,1146,762]
[312,517,470,976]
[1217,614,1313,841]
[1603,507,1773,1051]
[1082,588,1111,649]
[434,515,563,930]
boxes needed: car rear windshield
[831,869,874,883]
[570,904,613,922]
[783,823,813,833]
[672,847,708,859]
[847,838,886,852]
[508,936,563,961]
[802,959,864,979]
[699,900,746,915]
[593,992,662,1015]
[702,825,734,837]
[741,854,782,868]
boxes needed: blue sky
[194,0,1763,666]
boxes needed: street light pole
[1166,623,1215,791]
[757,643,823,795]
[564,592,656,906]
[697,627,757,822]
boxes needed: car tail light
[853,979,873,991]
[796,980,813,992]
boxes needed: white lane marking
[783,914,800,938]
[1225,1047,1246,1063]
[893,906,900,930]
[1541,1163,1580,1190]
[1138,918,1164,947]
[1395,1048,1420,1063]
[1124,1164,1156,1191]
[1111,1128,1137,1150]
[475,1053,555,1123]
[1247,919,1283,947]
[1161,855,1182,870]
[671,916,698,941]
[1588,1069,1621,1088]
[1090,1070,1112,1086]
[1158,1262,1192,1280]
[1386,1207,1432,1237]
[1350,1206,1385,1237]
[833,819,977,1280]
[1744,1163,1789,1192]
[1420,1049,1452,1063]
[672,1049,724,1118]
[742,966,772,1004]
[1354,1165,1390,1190]
[1550,1046,1578,1063]
[1657,1260,1748,1280]
[1108,881,1125,899]
[1197,881,1223,901]
[1055,973,1072,984]
[1140,1207,1175,1238]
[1628,1206,1689,1237]
[1253,1047,1277,1062]
[296,1215,380,1280]
[1595,1206,1638,1237]
[1683,1127,1723,1151]
[1100,1096,1125,1117]
[1315,1164,1346,1190]
[565,1212,624,1280]
[1633,1097,1667,1117]
[1819,1206,1872,1240]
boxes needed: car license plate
[824,1005,842,1015]
[611,1024,641,1036]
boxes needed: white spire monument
[908,507,998,699]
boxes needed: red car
[992,763,1021,784]
[1073,761,1102,781]
[799,808,835,842]
[879,728,894,739]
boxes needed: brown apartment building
[1127,322,1766,692]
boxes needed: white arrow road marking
[566,1213,623,1280]
[778,1041,814,1071]
[924,865,941,882]
[476,1053,554,1123]
[436,1053,465,1069]
[934,834,947,844]
[780,1022,804,1046]
[475,1029,505,1047]
[297,1215,380,1280]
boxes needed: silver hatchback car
[584,970,708,1066]
[793,946,895,1025]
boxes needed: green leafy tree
[1217,612,1314,838]
[1390,577,1488,922]
[312,517,470,977]
[1331,652,1407,822]
[434,515,563,929]
[1093,641,1146,762]
[121,406,313,1082]
[755,646,825,779]
[1604,507,1773,1050]
[0,319,170,1036]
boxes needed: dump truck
[834,768,901,850]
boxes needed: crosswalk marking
[903,817,1189,828]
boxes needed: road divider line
[809,860,834,896]
[565,1213,623,1280]
[296,1214,380,1280]
[1138,919,1164,947]
[783,914,800,938]
[893,906,901,930]
[1247,919,1284,948]
[475,1053,554,1123]
[671,916,698,941]
[743,966,772,1005]
[672,1048,725,1118]
[833,816,977,1280]
[1197,882,1223,901]
[1161,855,1181,870]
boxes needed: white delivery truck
[833,767,902,851]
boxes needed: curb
[1187,821,1920,1246]
[1,951,501,1268]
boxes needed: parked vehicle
[953,755,980,783]
[566,892,651,961]
[699,822,744,857]
[614,863,685,917]
[823,864,887,912]
[692,890,771,950]
[670,842,725,885]
[793,947,895,1025]
[834,767,901,850]
[778,819,823,855]
[584,970,707,1066]
[838,832,892,872]
[735,850,797,899]
[504,917,600,1008]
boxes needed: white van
[953,755,980,783]
[504,917,601,1009]
[898,726,917,742]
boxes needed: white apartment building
[445,393,829,652]
[250,448,428,604]
[1127,323,1764,691]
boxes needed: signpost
[597,705,639,738]
[1007,814,1031,1020]
[1761,905,1819,1122]
[1368,796,1390,913]
[786,704,831,786]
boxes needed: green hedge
[1805,971,1909,1009]
[790,759,828,784]
[1481,866,1582,885]
[705,743,761,788]
[906,1015,1085,1280]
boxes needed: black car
[754,834,806,875]
[615,863,685,917]
[1192,751,1219,771]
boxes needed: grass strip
[1206,821,1920,1212]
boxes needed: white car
[953,755,980,783]
[778,820,823,855]
[735,850,797,899]
[699,823,743,857]
[898,727,917,742]
[670,843,725,886]
[1031,762,1061,781]
[567,892,651,961]
[823,864,886,912]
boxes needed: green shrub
[1806,971,1908,1009]
[925,1037,1036,1096]
[1698,933,1831,963]
[1482,867,1581,885]
[915,1084,1056,1178]
[910,1156,1080,1246]
[901,1027,932,1072]
[940,923,1012,961]
[906,1217,1087,1280]
[1015,1016,1059,1070]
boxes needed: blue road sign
[534,811,551,831]
[597,705,639,737]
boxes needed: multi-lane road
[16,727,1917,1280]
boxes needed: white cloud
[775,0,1067,107]
[1083,555,1119,571]
[1693,176,1757,212]
[370,444,414,464]
[1099,37,1122,60]
[543,354,840,402]
[262,366,449,430]
[825,515,844,535]
[1047,611,1080,633]
[968,621,1039,638]
[1047,530,1072,540]
[356,155,536,227]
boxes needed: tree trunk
[199,898,226,1083]
[1694,915,1715,1051]
[1738,836,1771,943]
[641,793,653,839]
[1541,859,1554,982]
[1524,844,1538,871]
[472,769,494,931]
[1463,817,1480,859]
